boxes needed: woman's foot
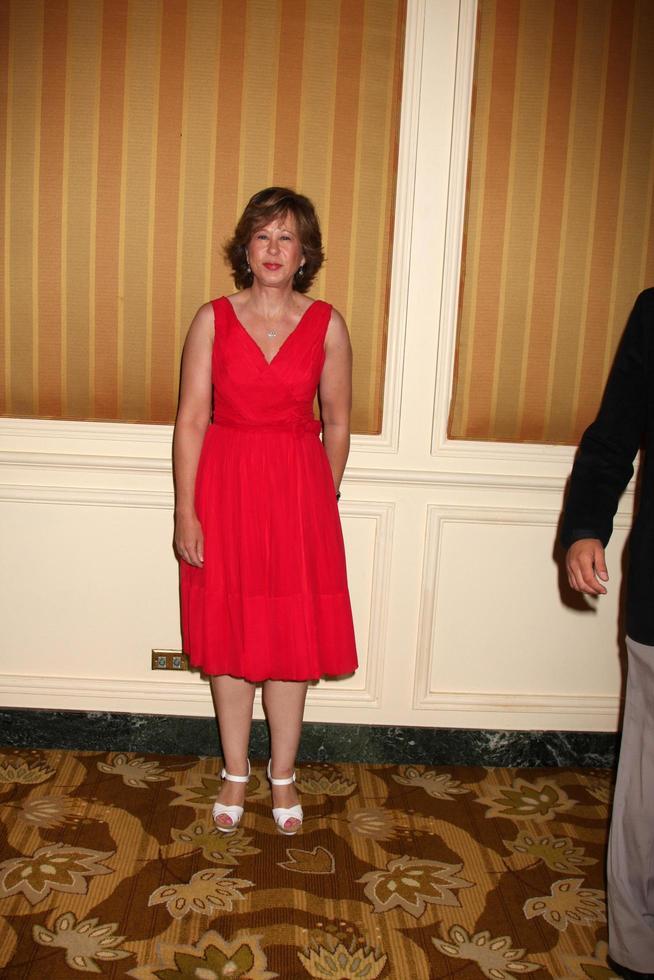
[212,762,250,833]
[267,761,303,835]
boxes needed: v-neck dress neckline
[225,296,316,366]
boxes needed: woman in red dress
[173,187,357,835]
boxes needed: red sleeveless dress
[180,296,358,682]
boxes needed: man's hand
[565,538,608,595]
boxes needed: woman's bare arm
[319,308,352,492]
[172,303,214,566]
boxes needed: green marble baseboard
[0,708,617,768]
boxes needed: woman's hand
[174,512,204,567]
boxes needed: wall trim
[0,485,173,508]
[0,470,576,510]
[0,450,170,474]
[2,451,637,509]
[413,503,629,725]
[432,0,478,453]
[0,417,174,444]
[349,466,571,491]
[1,445,640,503]
[341,501,395,707]
[0,675,621,729]
[0,446,578,486]
[367,0,426,453]
[0,669,375,713]
[412,691,620,717]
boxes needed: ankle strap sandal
[212,760,250,834]
[267,759,303,836]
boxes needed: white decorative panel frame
[413,504,630,726]
[303,501,395,708]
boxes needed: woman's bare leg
[262,679,309,831]
[210,675,256,827]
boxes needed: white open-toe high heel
[212,760,250,834]
[267,759,303,836]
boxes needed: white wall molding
[410,690,619,719]
[0,673,617,721]
[1,453,638,501]
[0,673,619,713]
[432,0,478,453]
[0,417,174,447]
[0,484,174,509]
[0,451,171,474]
[0,674,209,708]
[348,465,572,492]
[359,0,426,453]
[0,439,578,475]
[0,671,386,715]
[413,503,630,727]
[327,501,395,707]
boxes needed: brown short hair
[224,187,324,293]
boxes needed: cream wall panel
[413,505,626,728]
[0,2,634,733]
[0,494,393,721]
[1,499,182,684]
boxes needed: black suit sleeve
[560,291,649,549]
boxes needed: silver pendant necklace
[266,329,277,338]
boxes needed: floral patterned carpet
[0,748,619,978]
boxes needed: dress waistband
[211,418,322,436]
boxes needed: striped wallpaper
[1,0,405,433]
[449,0,654,445]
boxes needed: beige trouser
[607,635,654,972]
